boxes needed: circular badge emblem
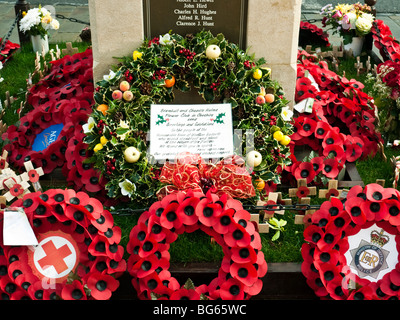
[346,225,394,281]
[29,231,79,283]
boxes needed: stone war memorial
[2,0,400,306]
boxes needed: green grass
[0,41,90,125]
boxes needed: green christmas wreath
[84,30,293,205]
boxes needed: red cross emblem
[29,232,79,282]
[37,240,72,274]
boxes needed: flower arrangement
[19,6,59,39]
[85,30,293,205]
[284,50,383,186]
[0,188,126,300]
[371,20,400,63]
[366,60,400,142]
[299,21,331,48]
[302,183,400,300]
[0,38,20,64]
[320,2,375,44]
[127,189,267,300]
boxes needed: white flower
[117,120,130,140]
[0,77,3,83]
[281,106,293,121]
[159,33,172,45]
[82,117,95,133]
[0,61,3,70]
[19,8,41,33]
[103,70,116,81]
[346,12,357,28]
[119,179,136,197]
[50,19,59,30]
[356,13,374,35]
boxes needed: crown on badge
[371,229,390,247]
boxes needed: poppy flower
[297,116,318,137]
[326,278,347,300]
[87,273,120,300]
[303,224,324,245]
[314,121,331,140]
[310,156,324,174]
[195,198,222,227]
[219,278,245,300]
[322,158,340,179]
[364,183,387,202]
[294,161,316,184]
[344,136,364,162]
[384,199,400,225]
[160,201,182,230]
[361,200,387,222]
[296,186,310,198]
[380,270,400,297]
[60,280,87,300]
[322,144,345,162]
[9,183,24,198]
[347,184,366,200]
[134,254,169,279]
[322,129,342,150]
[295,77,318,102]
[212,208,234,234]
[230,262,258,287]
[345,196,366,225]
[170,288,200,300]
[348,285,376,300]
[230,245,258,264]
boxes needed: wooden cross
[294,197,317,225]
[331,45,344,58]
[366,56,372,73]
[288,178,316,199]
[250,201,269,233]
[0,150,9,171]
[0,195,5,208]
[319,180,343,199]
[21,161,44,192]
[0,168,17,189]
[354,56,364,76]
[250,193,291,234]
[2,175,30,202]
[62,42,79,56]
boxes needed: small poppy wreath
[127,189,267,300]
[302,183,400,300]
[0,188,126,300]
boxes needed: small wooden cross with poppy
[288,178,316,199]
[2,176,31,202]
[318,180,346,199]
[0,150,9,171]
[21,161,44,192]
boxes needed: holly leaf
[183,278,195,290]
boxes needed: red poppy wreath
[0,188,126,300]
[302,183,400,300]
[127,189,267,300]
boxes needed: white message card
[150,103,233,161]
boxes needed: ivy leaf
[271,230,281,241]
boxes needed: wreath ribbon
[157,152,256,199]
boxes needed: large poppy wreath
[85,30,293,205]
[302,183,400,300]
[0,188,126,300]
[1,49,107,196]
[127,189,267,300]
